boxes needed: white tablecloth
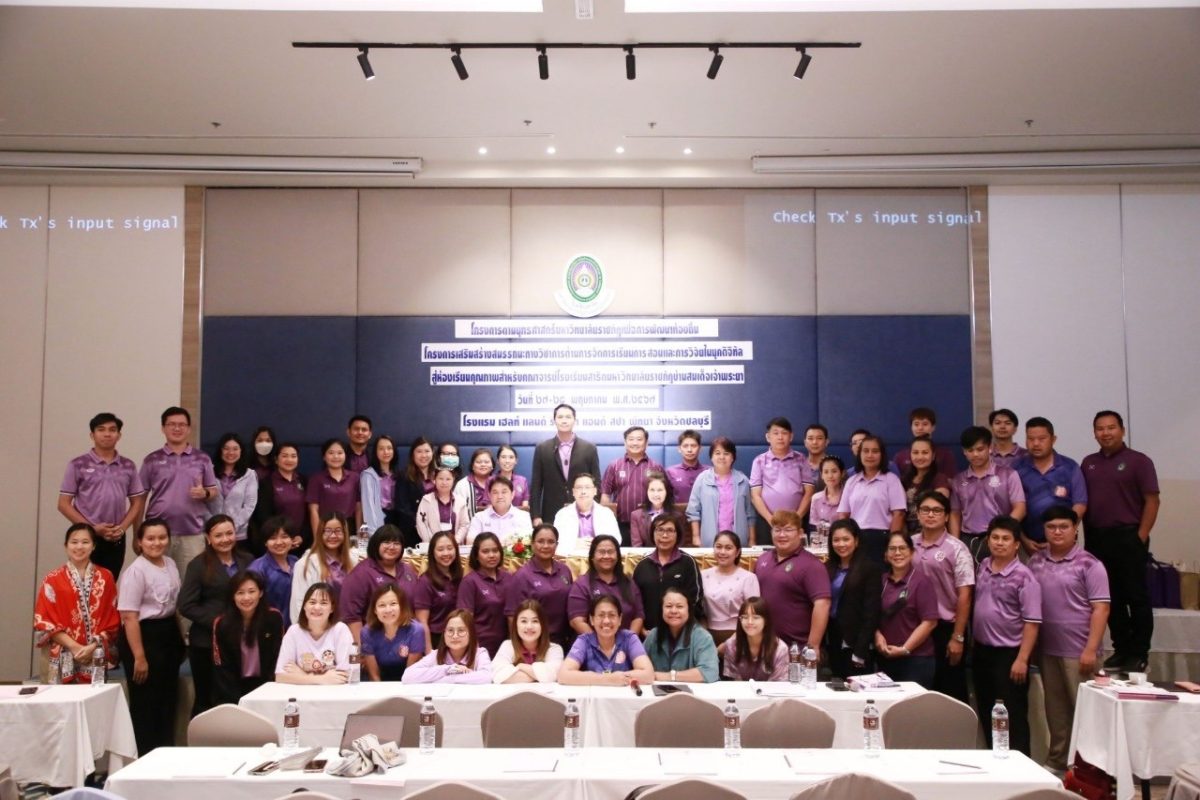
[240,681,924,750]
[106,745,1058,800]
[1070,683,1200,800]
[0,684,137,787]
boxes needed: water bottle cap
[867,699,875,704]
[288,697,296,702]
[568,697,576,702]
[425,695,432,701]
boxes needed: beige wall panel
[0,187,49,681]
[37,187,185,645]
[663,190,817,316]
[358,189,511,316]
[204,189,358,316]
[511,189,663,316]
[815,188,971,315]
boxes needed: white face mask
[254,441,274,456]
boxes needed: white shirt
[490,641,564,684]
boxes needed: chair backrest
[43,790,129,800]
[633,692,725,749]
[187,703,279,747]
[1002,790,1085,800]
[881,691,979,750]
[404,782,505,800]
[742,699,836,749]
[1167,762,1200,800]
[789,773,917,800]
[355,696,444,748]
[480,691,566,748]
[0,764,17,800]
[269,792,342,800]
[635,778,747,800]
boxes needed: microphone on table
[630,678,643,697]
[750,679,763,696]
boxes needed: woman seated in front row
[402,608,492,684]
[643,587,719,683]
[558,595,655,686]
[720,596,789,681]
[361,584,426,682]
[492,599,563,684]
[212,570,284,704]
[275,582,353,684]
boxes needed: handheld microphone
[630,678,643,697]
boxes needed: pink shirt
[700,566,761,631]
[116,555,180,620]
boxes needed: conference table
[240,680,924,750]
[1070,682,1200,800]
[106,745,1059,800]
[0,683,137,787]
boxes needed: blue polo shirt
[565,629,646,673]
[248,553,298,627]
[1014,453,1088,542]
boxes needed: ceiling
[1,1,1199,186]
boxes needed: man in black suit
[530,403,601,525]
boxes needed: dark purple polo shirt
[412,573,460,634]
[665,462,702,506]
[1081,445,1159,529]
[339,557,418,626]
[566,573,645,630]
[879,567,938,656]
[457,569,510,656]
[505,559,574,639]
[347,448,370,474]
[60,450,145,526]
[601,455,664,523]
[305,468,360,520]
[269,471,307,531]
[753,548,831,647]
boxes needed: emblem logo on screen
[556,255,614,318]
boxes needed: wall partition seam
[183,186,205,441]
[1117,184,1133,444]
[968,185,993,423]
[30,185,52,680]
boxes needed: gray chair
[633,692,725,749]
[269,793,342,800]
[480,690,565,748]
[634,778,747,800]
[404,782,505,800]
[186,703,279,746]
[356,695,443,749]
[1166,763,1200,800]
[789,773,917,800]
[43,791,128,800]
[0,764,17,800]
[1002,790,1081,800]
[881,691,979,750]
[742,699,836,749]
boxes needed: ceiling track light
[625,47,636,80]
[451,47,469,80]
[794,47,812,80]
[707,47,723,80]
[356,47,375,80]
[537,47,549,80]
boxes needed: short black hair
[348,414,373,430]
[986,515,1022,538]
[678,430,701,446]
[988,408,1018,426]
[850,428,871,440]
[366,524,405,561]
[960,425,992,449]
[89,412,123,432]
[552,403,576,418]
[1042,505,1079,525]
[1093,409,1125,429]
[805,423,829,438]
[765,417,793,433]
[914,489,950,513]
[909,407,937,425]
[161,406,190,426]
[709,436,737,460]
[623,426,648,441]
[1026,416,1055,436]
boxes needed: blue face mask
[440,455,460,469]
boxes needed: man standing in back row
[530,403,600,526]
[1081,410,1160,673]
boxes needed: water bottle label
[725,716,740,730]
[994,718,1009,731]
[565,714,580,729]
[863,717,879,731]
[420,712,436,726]
[284,713,299,728]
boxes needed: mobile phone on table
[248,761,280,776]
[303,759,328,773]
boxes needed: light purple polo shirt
[666,462,702,505]
[912,530,975,622]
[973,557,1042,648]
[117,555,180,620]
[412,573,459,634]
[457,569,510,654]
[61,450,145,527]
[991,444,1027,471]
[837,471,906,530]
[749,449,811,515]
[505,559,574,638]
[139,445,218,536]
[879,568,938,657]
[601,455,664,524]
[305,468,360,520]
[808,489,840,533]
[950,462,1026,533]
[268,471,307,530]
[753,548,831,647]
[1081,445,1160,529]
[1028,544,1110,658]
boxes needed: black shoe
[1102,652,1125,669]
[1127,657,1149,673]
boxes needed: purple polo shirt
[879,568,938,656]
[339,557,418,626]
[305,468,360,520]
[749,449,811,515]
[837,471,906,530]
[139,445,218,536]
[753,548,831,647]
[894,444,959,480]
[1029,544,1110,658]
[665,462,702,505]
[505,559,574,638]
[347,448,370,474]
[60,450,145,527]
[268,471,307,531]
[808,489,840,533]
[1014,453,1088,542]
[412,573,459,634]
[950,462,1025,533]
[566,629,646,673]
[1081,445,1160,529]
[601,455,664,523]
[566,573,645,630]
[457,569,510,655]
[912,530,975,622]
[973,557,1042,648]
[991,444,1027,471]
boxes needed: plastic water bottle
[89,637,106,686]
[788,642,802,684]
[801,645,818,689]
[357,525,371,557]
[47,651,61,685]
[992,699,1010,758]
[863,699,882,756]
[347,644,361,684]
[723,698,741,757]
[563,697,582,754]
[282,697,300,748]
[419,696,437,754]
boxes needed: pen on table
[938,759,981,769]
[749,679,762,696]
[783,754,793,768]
[230,761,246,775]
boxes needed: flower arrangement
[503,531,533,563]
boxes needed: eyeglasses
[917,507,946,515]
[886,546,910,553]
[772,526,799,534]
[323,527,344,535]
[593,612,621,621]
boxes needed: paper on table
[658,751,720,775]
[502,752,559,772]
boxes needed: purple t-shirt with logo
[973,557,1042,648]
[505,559,574,639]
[753,548,831,647]
[457,569,510,656]
[61,450,145,527]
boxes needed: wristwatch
[901,647,911,657]
[953,633,966,643]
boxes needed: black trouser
[973,643,1031,755]
[961,532,990,565]
[188,642,215,718]
[1085,525,1153,659]
[931,619,970,704]
[859,528,889,566]
[118,617,184,756]
[617,521,632,548]
[91,534,127,580]
[754,515,772,549]
[825,618,874,680]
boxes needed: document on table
[502,752,559,772]
[658,751,720,775]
